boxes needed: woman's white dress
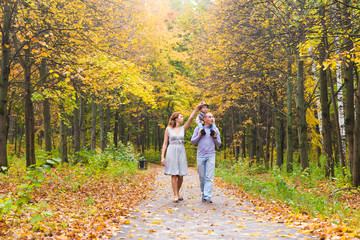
[164,126,188,176]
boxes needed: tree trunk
[13,116,17,153]
[274,92,283,168]
[231,107,237,160]
[237,113,244,159]
[24,43,36,168]
[256,124,265,163]
[119,113,124,144]
[0,1,13,171]
[342,0,355,174]
[105,106,110,148]
[6,92,14,147]
[242,128,246,159]
[136,111,141,151]
[249,125,256,162]
[73,94,80,153]
[265,106,271,170]
[80,95,86,149]
[41,59,52,154]
[146,117,150,149]
[328,68,346,175]
[256,99,265,163]
[255,123,260,164]
[296,53,309,171]
[59,104,68,163]
[286,52,294,172]
[335,35,346,163]
[271,127,275,169]
[43,98,52,153]
[314,109,322,167]
[8,113,15,145]
[223,125,227,160]
[114,109,119,148]
[99,103,105,151]
[91,96,96,150]
[319,5,333,177]
[353,67,360,186]
[17,132,23,158]
[275,116,283,168]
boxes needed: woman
[161,103,203,203]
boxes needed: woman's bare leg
[171,175,179,200]
[177,176,183,192]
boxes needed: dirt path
[111,168,317,240]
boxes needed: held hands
[212,131,217,139]
[199,129,217,138]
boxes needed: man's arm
[213,128,221,147]
[191,127,201,145]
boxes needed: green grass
[0,141,140,219]
[215,156,360,230]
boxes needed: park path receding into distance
[111,167,317,240]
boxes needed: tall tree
[296,54,309,171]
[41,59,52,154]
[0,0,17,171]
[22,39,36,167]
[342,0,355,174]
[286,53,294,172]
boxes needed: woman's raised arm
[183,103,203,132]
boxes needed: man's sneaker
[210,130,215,136]
[202,198,212,203]
[200,129,206,135]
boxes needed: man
[191,112,221,203]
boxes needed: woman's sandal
[173,199,179,203]
[178,197,184,201]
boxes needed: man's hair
[204,112,212,118]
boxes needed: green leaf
[46,159,55,165]
[30,213,43,224]
[43,164,51,170]
[18,184,29,189]
[53,158,62,163]
[17,190,25,196]
[43,211,53,217]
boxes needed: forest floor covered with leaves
[216,160,360,240]
[0,145,158,239]
[0,163,157,239]
[1,150,360,239]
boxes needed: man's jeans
[197,156,215,200]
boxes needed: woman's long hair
[168,112,181,128]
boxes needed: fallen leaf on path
[152,220,162,224]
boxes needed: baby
[196,102,216,136]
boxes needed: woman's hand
[161,157,165,166]
[184,102,204,132]
[197,102,204,110]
